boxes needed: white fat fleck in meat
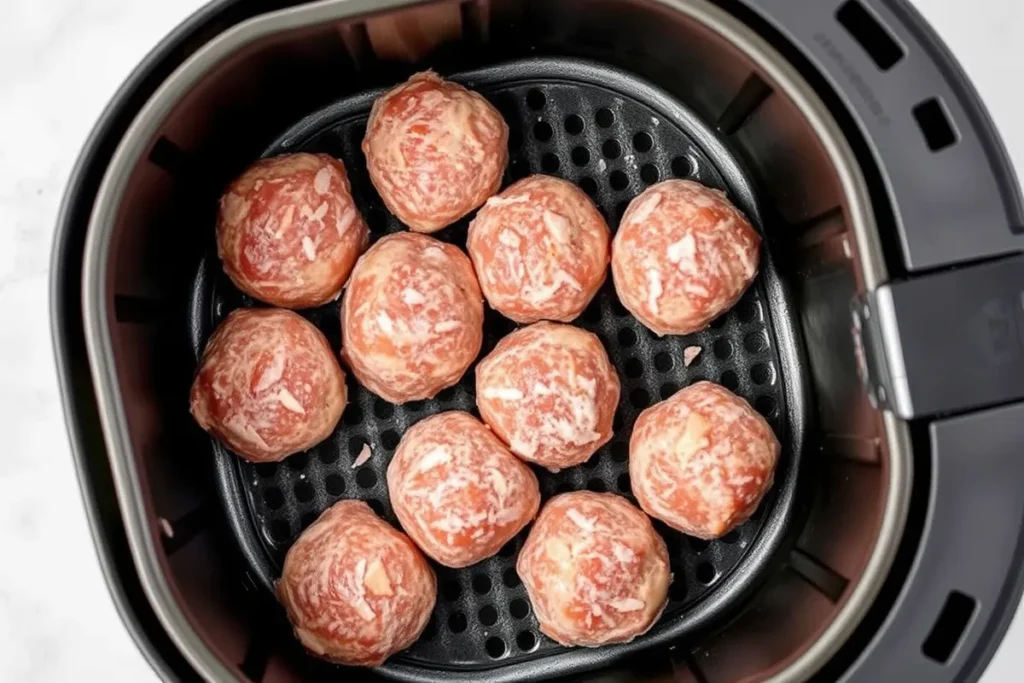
[352,443,372,468]
[577,376,597,397]
[489,469,509,497]
[274,388,306,414]
[487,194,530,208]
[629,191,663,224]
[401,287,426,305]
[335,207,356,237]
[611,542,635,564]
[433,320,461,333]
[416,446,452,472]
[314,167,332,194]
[275,204,296,239]
[646,269,663,315]
[521,269,583,305]
[301,236,317,261]
[498,229,522,248]
[683,281,710,296]
[532,382,555,396]
[565,508,596,533]
[253,350,286,392]
[482,387,524,401]
[301,201,329,224]
[666,234,696,267]
[608,598,646,612]
[376,312,395,335]
[543,210,573,244]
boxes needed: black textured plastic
[193,59,804,683]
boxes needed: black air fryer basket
[52,1,1024,682]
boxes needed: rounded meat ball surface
[388,411,541,568]
[611,179,760,335]
[277,500,436,667]
[476,322,620,472]
[468,174,610,323]
[630,381,780,539]
[362,71,509,232]
[190,308,346,463]
[217,153,369,308]
[342,232,484,403]
[517,492,671,647]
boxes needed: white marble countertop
[0,0,1021,681]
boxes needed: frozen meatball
[388,411,540,568]
[190,308,346,463]
[611,179,760,335]
[517,492,670,647]
[217,153,368,308]
[630,381,780,538]
[277,500,436,667]
[476,322,619,472]
[467,175,610,323]
[362,71,508,232]
[342,232,483,403]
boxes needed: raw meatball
[476,322,619,472]
[342,232,483,403]
[277,500,436,667]
[517,492,671,647]
[388,411,540,568]
[467,175,610,323]
[630,381,780,539]
[190,308,346,463]
[362,71,508,232]
[611,179,760,335]
[217,153,368,308]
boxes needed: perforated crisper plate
[192,59,806,683]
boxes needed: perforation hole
[610,441,628,463]
[270,520,291,543]
[630,388,651,408]
[625,358,643,378]
[596,108,615,128]
[517,631,538,652]
[510,598,530,619]
[486,637,507,659]
[286,453,308,471]
[696,562,717,584]
[300,511,318,530]
[617,472,631,492]
[263,488,284,510]
[473,574,492,595]
[720,370,739,391]
[564,114,584,135]
[349,436,366,457]
[660,382,678,399]
[713,338,734,360]
[526,89,546,110]
[913,98,958,152]
[744,331,768,353]
[343,405,364,426]
[654,352,674,372]
[579,177,598,196]
[640,164,659,185]
[374,399,393,419]
[588,478,607,492]
[503,567,521,588]
[737,299,760,323]
[541,153,561,173]
[534,121,553,142]
[448,612,468,633]
[756,395,778,418]
[618,328,637,347]
[293,481,314,503]
[255,462,278,478]
[381,429,400,450]
[751,363,772,385]
[602,139,621,159]
[572,146,590,166]
[318,449,338,465]
[689,537,710,553]
[836,0,905,71]
[356,468,377,489]
[325,474,345,496]
[479,605,499,626]
[633,131,654,152]
[610,170,629,191]
[672,156,693,178]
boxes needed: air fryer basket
[55,0,1024,682]
[191,57,804,682]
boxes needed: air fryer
[49,1,1024,682]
